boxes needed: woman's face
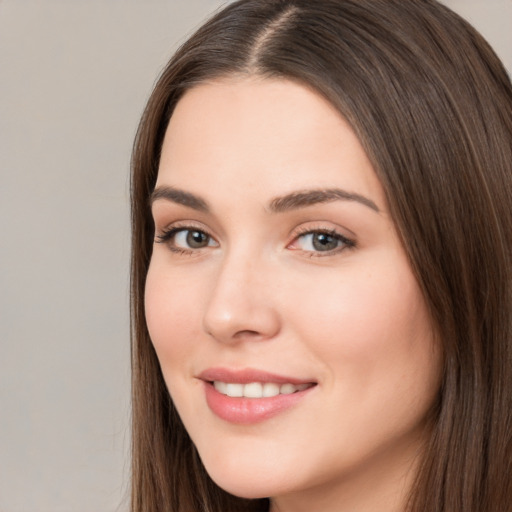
[145,78,442,509]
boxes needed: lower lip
[203,382,314,424]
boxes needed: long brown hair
[130,1,512,511]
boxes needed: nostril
[233,329,261,339]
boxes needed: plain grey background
[1,1,510,511]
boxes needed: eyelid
[155,219,213,237]
[154,220,356,257]
[287,224,356,256]
[155,221,219,254]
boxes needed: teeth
[263,383,280,397]
[244,382,265,398]
[214,381,227,394]
[280,383,296,395]
[213,381,311,398]
[225,383,244,397]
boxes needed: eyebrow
[268,188,380,213]
[150,186,209,212]
[150,186,379,214]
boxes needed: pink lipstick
[199,368,316,424]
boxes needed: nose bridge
[202,245,280,343]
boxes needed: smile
[213,381,313,398]
[198,368,317,423]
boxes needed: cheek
[286,260,441,462]
[287,253,438,391]
[144,262,202,366]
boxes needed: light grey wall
[0,3,226,512]
[0,1,510,511]
[444,0,511,72]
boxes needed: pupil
[187,230,208,248]
[312,233,338,251]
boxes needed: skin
[145,77,442,512]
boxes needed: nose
[202,253,281,344]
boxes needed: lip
[198,367,317,424]
[199,367,315,385]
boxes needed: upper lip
[198,367,316,385]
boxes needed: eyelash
[291,226,356,257]
[155,224,214,255]
[154,225,356,257]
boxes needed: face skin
[145,77,442,512]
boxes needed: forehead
[157,77,384,208]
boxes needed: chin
[199,450,295,500]
[206,468,274,499]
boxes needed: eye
[175,229,213,249]
[289,229,355,255]
[156,226,218,253]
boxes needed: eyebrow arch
[150,186,379,215]
[268,188,380,213]
[150,186,209,212]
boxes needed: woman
[130,1,512,511]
